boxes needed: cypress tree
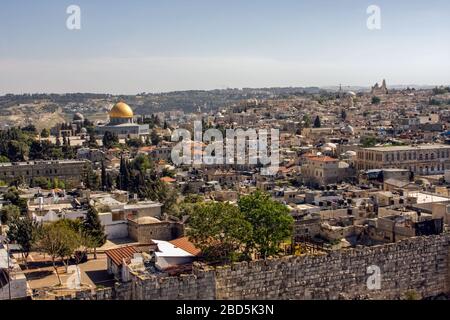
[101,161,107,191]
[83,206,106,259]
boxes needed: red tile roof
[160,176,176,183]
[169,237,201,256]
[139,146,156,152]
[105,246,137,267]
[308,156,338,163]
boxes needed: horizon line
[1,83,449,97]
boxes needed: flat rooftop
[363,144,450,152]
[295,204,319,210]
[408,192,450,204]
[153,240,194,258]
[0,160,86,167]
[123,201,162,210]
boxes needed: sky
[1,0,450,94]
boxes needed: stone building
[0,160,88,184]
[356,144,450,175]
[368,213,444,242]
[371,79,388,95]
[0,246,28,300]
[127,217,184,243]
[289,204,321,241]
[96,102,150,138]
[301,155,350,187]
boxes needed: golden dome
[109,102,134,118]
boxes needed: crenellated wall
[67,234,450,300]
[213,234,450,300]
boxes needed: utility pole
[2,237,12,300]
[7,241,11,300]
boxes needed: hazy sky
[1,0,450,94]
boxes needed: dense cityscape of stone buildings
[1,82,450,300]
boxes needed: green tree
[31,177,49,189]
[100,162,113,191]
[177,195,205,219]
[101,161,107,191]
[50,147,64,159]
[302,114,311,128]
[57,219,92,265]
[41,128,50,138]
[157,182,179,216]
[188,202,251,263]
[117,156,131,190]
[22,124,37,134]
[3,187,27,213]
[150,130,161,146]
[0,204,20,224]
[0,155,10,163]
[7,140,29,161]
[37,221,80,285]
[130,154,153,172]
[82,206,107,259]
[7,215,40,268]
[238,191,293,259]
[361,136,378,148]
[371,96,381,105]
[84,167,100,190]
[313,115,321,128]
[29,141,44,160]
[429,98,441,106]
[87,132,99,148]
[102,131,119,149]
[0,127,33,162]
[126,138,144,148]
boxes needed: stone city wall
[213,234,449,300]
[70,234,450,300]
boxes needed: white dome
[135,216,161,224]
[324,143,337,149]
[340,125,355,135]
[73,112,85,121]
